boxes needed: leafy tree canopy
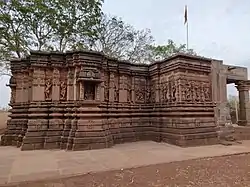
[0,0,104,75]
[0,2,196,75]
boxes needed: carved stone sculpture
[172,86,176,102]
[114,85,119,102]
[204,83,211,101]
[145,88,151,103]
[45,79,52,100]
[185,81,192,102]
[193,82,200,102]
[104,87,109,101]
[60,81,67,100]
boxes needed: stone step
[219,140,242,146]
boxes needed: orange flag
[184,5,188,24]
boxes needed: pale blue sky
[1,0,250,107]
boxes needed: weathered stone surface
[2,50,250,151]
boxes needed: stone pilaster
[236,82,250,126]
[67,70,74,100]
[131,76,135,103]
[100,72,105,102]
[95,84,101,101]
[73,67,79,100]
[52,68,60,101]
[32,68,45,101]
[119,75,127,103]
[109,72,115,102]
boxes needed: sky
[1,0,250,107]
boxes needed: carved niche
[77,68,102,101]
[84,82,95,100]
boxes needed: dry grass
[0,111,8,134]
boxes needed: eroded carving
[181,79,211,102]
[135,88,144,102]
[114,85,119,102]
[77,69,101,81]
[60,81,67,100]
[203,82,211,101]
[172,85,176,102]
[145,88,151,103]
[45,79,52,100]
[135,78,145,102]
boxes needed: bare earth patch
[6,153,250,187]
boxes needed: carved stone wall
[2,51,220,150]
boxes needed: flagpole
[186,19,189,50]
[185,5,189,50]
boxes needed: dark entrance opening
[84,82,95,100]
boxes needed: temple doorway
[227,83,239,125]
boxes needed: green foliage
[227,95,239,111]
[0,0,104,75]
[227,95,239,124]
[0,1,196,74]
[148,39,196,61]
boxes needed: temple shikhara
[1,50,250,150]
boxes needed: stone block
[44,136,61,143]
[44,142,60,149]
[22,137,44,143]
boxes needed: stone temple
[1,50,250,150]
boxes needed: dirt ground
[5,153,250,187]
[0,111,8,134]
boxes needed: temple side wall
[2,51,221,150]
